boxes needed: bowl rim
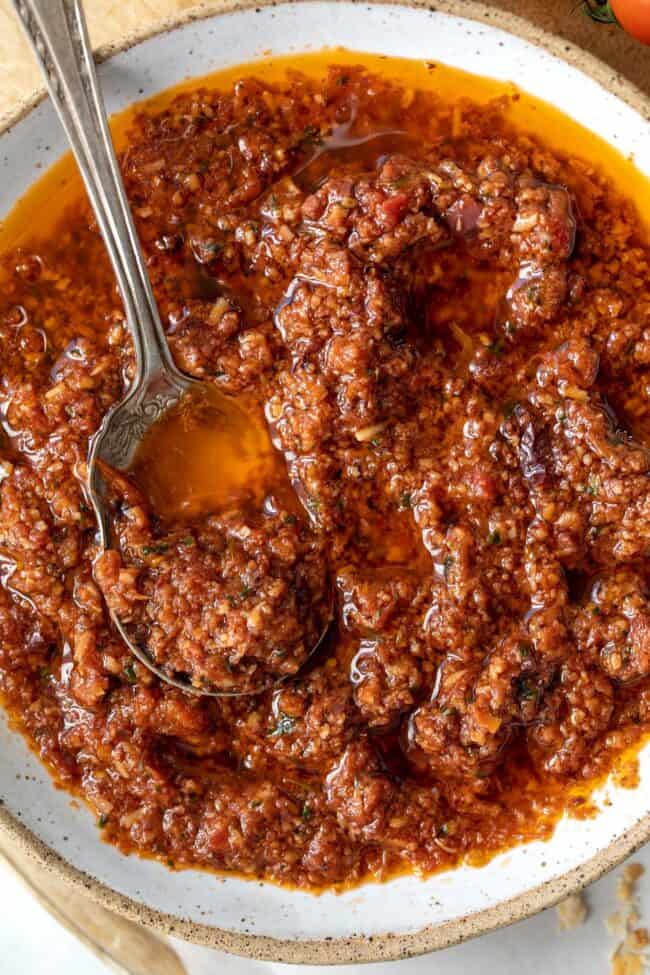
[1,0,649,964]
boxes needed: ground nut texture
[1,64,650,889]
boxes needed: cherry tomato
[586,0,650,45]
[611,0,650,44]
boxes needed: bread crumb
[557,891,589,930]
[626,929,650,951]
[609,862,648,975]
[611,950,646,975]
[618,864,645,904]
[608,912,626,936]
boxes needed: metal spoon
[13,0,331,696]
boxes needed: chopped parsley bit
[370,436,382,447]
[307,495,322,513]
[98,814,109,828]
[167,858,175,868]
[518,643,532,659]
[591,605,601,616]
[142,542,169,555]
[240,585,255,599]
[123,662,137,685]
[399,491,412,510]
[437,822,449,836]
[390,175,412,191]
[251,799,263,809]
[487,337,505,357]
[301,802,313,821]
[517,677,540,702]
[336,75,350,86]
[202,241,223,257]
[608,432,626,447]
[443,554,454,580]
[283,513,297,525]
[180,535,195,547]
[586,474,600,496]
[301,124,323,147]
[556,406,567,427]
[502,400,519,419]
[268,713,298,738]
[39,665,51,679]
[441,706,457,718]
[486,529,502,546]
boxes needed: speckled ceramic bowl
[1,0,649,965]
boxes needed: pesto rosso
[1,58,649,890]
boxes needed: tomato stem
[583,0,618,24]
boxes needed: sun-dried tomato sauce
[1,52,650,890]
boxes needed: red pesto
[0,55,650,890]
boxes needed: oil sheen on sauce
[1,51,649,890]
[2,52,648,525]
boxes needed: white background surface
[2,845,649,975]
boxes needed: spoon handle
[11,0,177,385]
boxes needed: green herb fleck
[301,124,323,147]
[518,643,532,659]
[39,665,51,680]
[240,585,254,599]
[142,543,169,555]
[180,535,195,547]
[167,859,175,869]
[283,513,297,525]
[390,175,412,191]
[486,529,502,546]
[443,555,454,580]
[268,713,298,738]
[437,822,449,836]
[301,802,313,821]
[98,814,109,828]
[201,240,223,256]
[124,662,137,685]
[586,474,600,496]
[399,491,412,510]
[487,337,505,357]
[517,677,539,703]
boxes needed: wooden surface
[0,0,648,125]
[0,835,187,975]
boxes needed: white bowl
[1,1,649,965]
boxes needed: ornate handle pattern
[11,0,181,391]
